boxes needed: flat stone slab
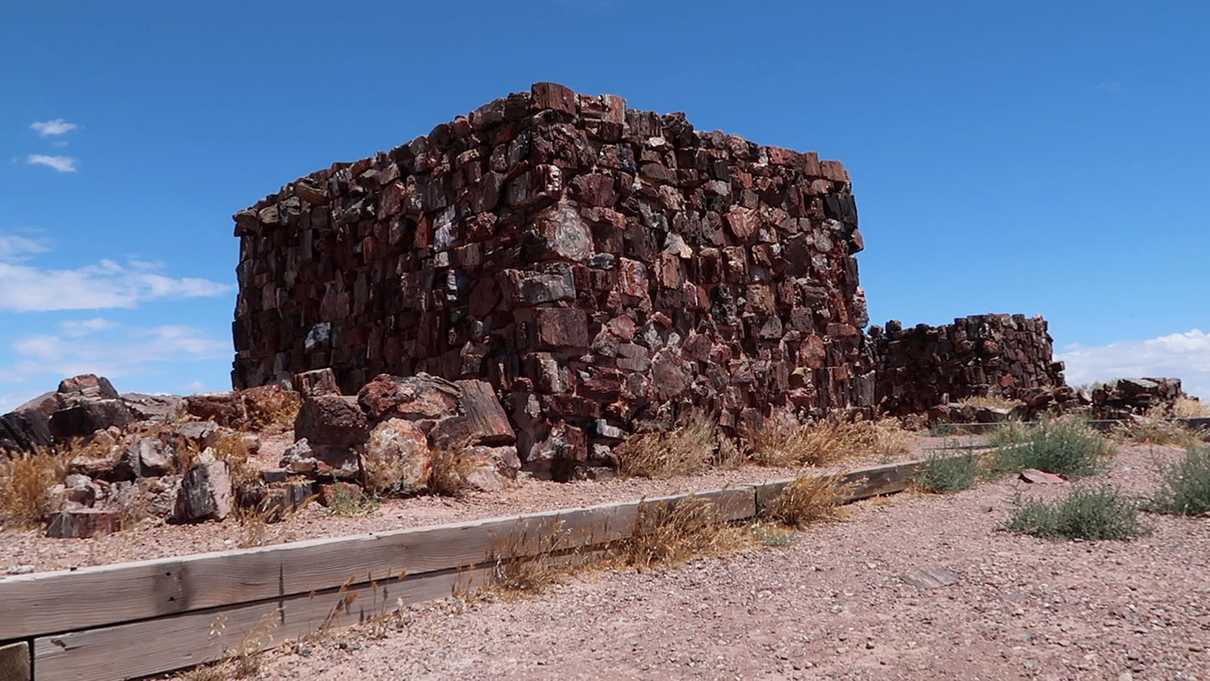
[1019,468,1066,484]
[902,566,960,589]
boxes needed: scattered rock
[901,566,960,589]
[292,368,340,397]
[184,393,248,428]
[364,419,432,494]
[1019,469,1067,484]
[120,393,186,422]
[172,450,233,522]
[294,395,369,449]
[45,507,124,539]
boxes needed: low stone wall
[870,314,1066,416]
[230,82,874,477]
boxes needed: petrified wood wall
[870,314,1066,415]
[231,82,873,477]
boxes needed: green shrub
[914,452,979,493]
[988,418,1112,478]
[1146,447,1210,516]
[1004,485,1143,540]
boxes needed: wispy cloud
[27,154,78,173]
[0,233,49,261]
[30,119,78,137]
[0,323,230,410]
[1057,329,1210,399]
[0,258,231,311]
[59,317,118,337]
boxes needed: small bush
[0,449,70,526]
[615,410,716,479]
[765,474,851,528]
[989,418,1112,478]
[1004,485,1144,540]
[324,485,378,517]
[1147,447,1210,516]
[914,452,980,493]
[618,496,747,570]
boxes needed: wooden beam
[753,460,923,514]
[33,565,493,681]
[0,487,753,641]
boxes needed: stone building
[230,82,873,475]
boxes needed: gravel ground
[232,442,1210,681]
[2,435,980,573]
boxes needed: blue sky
[2,0,1207,409]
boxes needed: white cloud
[0,324,229,410]
[0,233,48,261]
[59,317,117,337]
[0,258,230,311]
[27,154,78,173]
[1057,329,1210,399]
[30,119,78,136]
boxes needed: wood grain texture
[1,487,753,641]
[33,565,493,681]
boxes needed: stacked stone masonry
[870,314,1067,416]
[231,82,873,478]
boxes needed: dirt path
[243,443,1209,681]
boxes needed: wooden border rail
[931,416,1210,436]
[2,458,926,681]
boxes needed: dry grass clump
[742,410,845,467]
[212,434,259,490]
[179,613,278,681]
[1113,407,1204,447]
[0,448,70,526]
[958,394,1023,410]
[848,416,914,458]
[428,445,476,497]
[241,386,302,432]
[1174,397,1210,418]
[743,411,909,467]
[615,410,716,479]
[765,474,852,528]
[617,496,748,570]
[486,524,570,598]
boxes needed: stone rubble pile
[231,81,873,479]
[1090,377,1189,419]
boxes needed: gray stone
[172,451,233,522]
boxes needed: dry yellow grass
[617,496,749,570]
[485,523,571,598]
[179,612,278,681]
[1174,397,1210,418]
[742,411,910,467]
[957,394,1023,411]
[615,409,717,478]
[0,448,70,526]
[1112,407,1204,447]
[241,386,302,432]
[212,434,259,490]
[765,474,853,528]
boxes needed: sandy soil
[2,435,980,573]
[228,442,1209,681]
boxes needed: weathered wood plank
[0,487,753,641]
[33,565,494,681]
[753,459,923,514]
